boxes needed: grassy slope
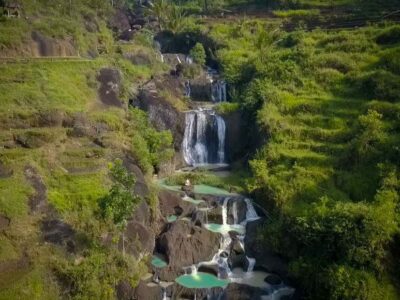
[0,2,168,299]
[205,11,400,298]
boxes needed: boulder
[158,190,196,218]
[120,221,155,256]
[134,281,162,300]
[264,274,282,285]
[157,220,220,281]
[220,283,268,300]
[198,264,219,277]
[228,253,248,270]
[97,68,123,107]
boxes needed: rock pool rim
[175,272,229,289]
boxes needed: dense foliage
[205,19,400,299]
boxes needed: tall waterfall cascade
[182,109,226,166]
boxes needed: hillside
[0,0,399,299]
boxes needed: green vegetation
[0,1,173,299]
[189,42,206,65]
[206,17,400,299]
[98,159,141,226]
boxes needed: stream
[150,67,294,299]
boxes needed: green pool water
[175,272,229,289]
[151,256,167,269]
[157,180,234,196]
[204,223,245,235]
[167,215,178,222]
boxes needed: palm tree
[145,0,169,30]
[164,5,186,34]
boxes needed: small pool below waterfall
[203,223,245,235]
[158,180,235,196]
[175,272,229,289]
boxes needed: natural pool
[175,272,229,289]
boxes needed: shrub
[379,49,400,75]
[376,25,400,45]
[354,70,400,102]
[189,42,206,66]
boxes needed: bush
[215,102,240,115]
[376,25,400,45]
[189,42,206,66]
[354,70,400,102]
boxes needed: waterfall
[182,109,226,166]
[211,80,227,103]
[191,265,198,275]
[222,198,230,225]
[245,198,259,222]
[246,257,256,273]
[185,80,191,97]
[232,201,238,224]
[162,288,167,300]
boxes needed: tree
[145,0,169,30]
[189,42,206,66]
[98,159,140,227]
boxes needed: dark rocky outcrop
[220,283,269,300]
[222,111,247,163]
[0,214,10,232]
[31,31,77,57]
[265,274,283,285]
[41,219,76,253]
[24,166,47,214]
[245,219,288,277]
[157,220,221,281]
[123,156,150,198]
[131,77,185,152]
[97,68,123,107]
[119,220,155,257]
[134,281,163,300]
[158,190,196,219]
[198,264,219,277]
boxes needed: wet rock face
[245,219,288,277]
[97,68,123,107]
[157,220,221,281]
[222,111,246,163]
[116,280,136,300]
[221,283,268,300]
[158,190,196,219]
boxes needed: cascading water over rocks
[182,109,226,166]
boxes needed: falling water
[246,257,256,273]
[182,109,226,166]
[191,265,198,275]
[211,80,227,103]
[232,201,238,225]
[222,198,230,225]
[244,198,260,222]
